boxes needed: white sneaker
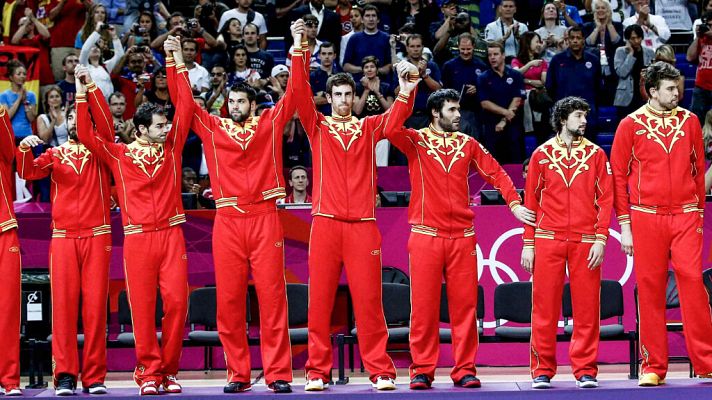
[372,376,396,390]
[5,387,22,396]
[86,383,108,394]
[162,375,182,393]
[304,378,328,391]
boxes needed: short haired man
[611,62,712,386]
[292,18,419,391]
[484,0,529,57]
[283,166,311,204]
[343,5,392,80]
[77,43,195,395]
[387,88,534,390]
[522,96,613,390]
[182,39,211,93]
[57,53,79,106]
[402,34,442,130]
[310,42,341,115]
[622,0,670,51]
[167,29,298,392]
[243,22,275,78]
[17,67,113,396]
[108,92,135,143]
[218,0,269,49]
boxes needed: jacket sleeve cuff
[76,93,87,102]
[617,214,630,225]
[509,201,522,212]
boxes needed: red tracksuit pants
[530,238,601,379]
[50,235,111,387]
[631,210,712,378]
[0,230,20,390]
[408,233,479,382]
[123,226,188,385]
[212,211,292,385]
[305,217,395,382]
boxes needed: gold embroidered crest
[218,116,259,150]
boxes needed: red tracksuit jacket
[76,60,192,235]
[0,108,17,232]
[15,101,112,238]
[523,135,613,248]
[610,105,705,225]
[292,43,413,221]
[387,126,521,238]
[178,59,296,214]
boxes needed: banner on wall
[0,45,40,110]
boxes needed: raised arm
[75,66,121,161]
[85,81,116,143]
[0,107,16,164]
[164,36,195,151]
[367,61,418,141]
[291,20,323,140]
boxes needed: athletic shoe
[532,375,551,389]
[409,374,432,390]
[576,375,598,388]
[139,381,159,396]
[267,380,292,393]
[371,376,396,390]
[638,373,665,386]
[223,382,252,393]
[83,383,108,394]
[698,372,712,379]
[304,378,328,391]
[455,375,481,388]
[4,386,22,396]
[55,374,77,396]
[162,375,182,393]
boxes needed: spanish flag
[0,46,41,112]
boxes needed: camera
[136,45,148,53]
[187,18,199,30]
[699,19,710,35]
[201,3,214,15]
[99,23,110,32]
[455,12,470,25]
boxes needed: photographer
[432,10,481,64]
[150,12,218,66]
[79,21,125,100]
[111,45,154,119]
[195,0,229,70]
[687,11,712,123]
[124,11,159,48]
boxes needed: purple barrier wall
[16,203,709,371]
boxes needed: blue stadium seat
[524,135,537,155]
[600,144,612,156]
[678,62,697,79]
[598,106,616,118]
[597,115,617,133]
[682,88,694,109]
[597,132,615,146]
[676,53,688,65]
[685,77,696,90]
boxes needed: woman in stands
[226,45,264,89]
[216,18,244,63]
[124,11,160,49]
[79,21,125,100]
[0,60,36,140]
[512,32,549,139]
[36,86,68,147]
[76,3,110,49]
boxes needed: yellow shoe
[698,372,712,379]
[638,373,665,386]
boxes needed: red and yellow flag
[0,45,41,111]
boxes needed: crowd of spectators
[2,0,712,204]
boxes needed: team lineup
[0,18,711,396]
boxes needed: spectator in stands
[340,6,363,66]
[288,0,341,53]
[441,33,487,138]
[432,10,480,64]
[183,38,211,93]
[36,86,68,146]
[111,47,153,120]
[57,54,79,106]
[639,44,685,102]
[478,41,526,163]
[513,32,550,136]
[336,0,353,35]
[0,60,37,139]
[552,0,583,27]
[218,0,269,49]
[139,67,174,117]
[609,0,635,23]
[2,0,32,43]
[11,9,54,90]
[227,45,264,89]
[653,0,693,31]
[124,11,159,49]
[109,92,135,143]
[267,64,290,101]
[704,109,712,160]
[202,65,228,115]
[693,0,712,38]
[282,166,312,204]
[622,0,670,51]
[287,15,323,68]
[402,34,442,132]
[182,167,201,195]
[395,0,437,42]
[76,3,110,49]
[150,12,186,51]
[46,0,91,81]
[244,22,275,79]
[151,12,219,68]
[217,18,245,62]
[430,0,460,49]
[687,11,712,123]
[484,0,529,58]
[614,24,654,118]
[522,156,530,180]
[343,5,392,80]
[536,2,568,61]
[583,0,623,64]
[79,22,124,100]
[310,43,341,115]
[354,55,394,118]
[546,26,601,135]
[96,0,128,29]
[283,113,311,168]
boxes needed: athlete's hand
[521,247,534,273]
[620,224,633,256]
[19,135,44,150]
[512,205,536,226]
[587,242,605,269]
[396,60,420,95]
[75,65,90,94]
[291,19,305,44]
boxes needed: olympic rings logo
[476,228,633,329]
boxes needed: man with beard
[16,66,113,396]
[77,39,194,395]
[611,62,712,386]
[521,96,613,390]
[292,18,419,392]
[112,47,151,120]
[386,88,534,390]
[166,25,298,392]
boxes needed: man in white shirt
[217,0,268,49]
[182,39,210,93]
[622,0,670,50]
[484,0,529,58]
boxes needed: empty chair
[494,282,532,339]
[563,280,624,337]
[286,283,309,344]
[382,266,410,285]
[439,283,485,342]
[350,283,411,344]
[117,290,164,345]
